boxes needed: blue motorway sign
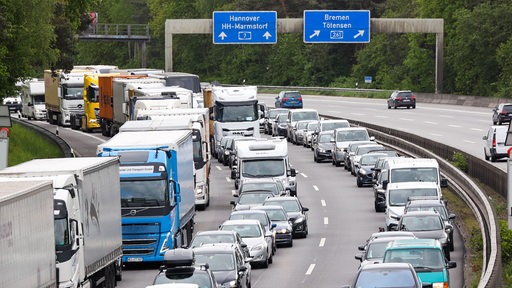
[213,11,277,44]
[303,10,370,43]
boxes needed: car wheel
[261,256,269,268]
[484,149,490,161]
[491,154,497,162]
[314,153,318,163]
[268,252,273,264]
[499,120,502,125]
[288,239,293,247]
[357,178,363,187]
[335,160,341,167]
[412,105,416,109]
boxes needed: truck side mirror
[440,178,448,188]
[289,168,296,177]
[382,180,388,190]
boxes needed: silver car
[219,219,274,268]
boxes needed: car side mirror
[358,245,365,251]
[355,254,363,262]
[302,207,309,212]
[482,135,488,140]
[370,136,375,141]
[447,261,457,269]
[271,223,277,229]
[239,265,248,272]
[230,200,236,206]
[448,213,456,220]
[440,178,448,188]
[382,180,388,190]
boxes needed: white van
[233,138,297,196]
[483,125,511,162]
[373,158,448,213]
[384,181,442,230]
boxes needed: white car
[219,219,273,268]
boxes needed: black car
[492,103,512,125]
[193,244,252,288]
[404,197,456,251]
[263,196,309,238]
[252,205,293,247]
[313,131,334,163]
[356,153,388,187]
[265,108,288,135]
[152,248,218,288]
[273,113,288,137]
[387,90,416,109]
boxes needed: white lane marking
[448,124,461,128]
[216,166,222,171]
[328,110,341,114]
[321,199,326,207]
[301,172,308,178]
[225,177,231,182]
[319,238,326,247]
[430,133,443,137]
[305,264,316,275]
[399,118,413,121]
[375,115,388,118]
[324,217,329,225]
[471,128,484,132]
[464,140,476,144]
[350,112,366,116]
[424,121,438,125]
[439,115,454,118]
[313,185,319,191]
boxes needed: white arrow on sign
[219,32,227,40]
[263,31,272,40]
[309,30,320,39]
[353,30,365,39]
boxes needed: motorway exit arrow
[353,30,365,39]
[309,30,320,39]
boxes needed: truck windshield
[120,179,168,207]
[33,94,45,104]
[54,218,69,246]
[62,85,83,100]
[242,159,285,178]
[391,168,438,183]
[86,85,99,102]
[215,103,258,122]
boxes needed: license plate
[126,257,143,262]
[403,99,410,102]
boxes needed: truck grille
[122,223,160,256]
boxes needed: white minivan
[483,125,512,162]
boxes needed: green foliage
[500,220,512,263]
[451,151,468,173]
[7,122,64,166]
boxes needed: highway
[21,95,489,287]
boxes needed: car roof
[251,205,285,211]
[240,178,280,184]
[264,196,298,202]
[386,238,441,249]
[195,230,238,236]
[319,130,334,135]
[387,181,439,189]
[192,244,237,254]
[221,219,261,226]
[401,210,441,217]
[359,262,414,271]
[368,235,415,244]
[369,231,416,239]
[230,209,268,216]
[406,198,445,207]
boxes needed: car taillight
[411,95,416,100]
[396,96,402,100]
[298,97,302,101]
[493,138,497,148]
[501,111,508,115]
[283,97,288,101]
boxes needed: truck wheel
[104,262,116,288]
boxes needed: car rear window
[284,92,301,98]
[398,92,413,98]
[502,105,512,113]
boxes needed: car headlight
[432,282,448,288]
[221,280,237,288]
[336,147,343,152]
[317,148,325,152]
[278,228,291,234]
[251,243,265,251]
[359,168,366,175]
[224,150,230,155]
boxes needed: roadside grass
[7,122,63,166]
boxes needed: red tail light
[298,97,303,101]
[396,96,402,101]
[492,138,497,148]
[501,111,508,115]
[283,97,288,101]
[411,95,416,100]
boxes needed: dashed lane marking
[305,264,316,275]
[319,238,326,247]
[313,185,319,191]
[321,199,326,207]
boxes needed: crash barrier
[330,115,502,288]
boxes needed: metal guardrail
[79,23,150,41]
[326,114,502,287]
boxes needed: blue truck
[97,129,195,263]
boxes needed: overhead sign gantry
[303,10,370,43]
[213,11,277,44]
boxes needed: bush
[451,151,468,173]
[501,220,512,263]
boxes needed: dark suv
[492,103,512,125]
[387,90,416,109]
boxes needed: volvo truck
[97,130,196,263]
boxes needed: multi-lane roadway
[21,94,492,287]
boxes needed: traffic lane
[259,94,493,165]
[286,140,465,286]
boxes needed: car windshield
[277,115,288,123]
[366,242,392,260]
[242,183,279,195]
[401,215,443,231]
[269,109,287,118]
[356,145,384,155]
[195,253,235,271]
[284,92,301,98]
[349,142,373,153]
[322,122,349,131]
[307,123,318,131]
[238,192,274,205]
[266,200,301,212]
[389,188,438,206]
[297,122,310,129]
[292,111,318,121]
[391,168,439,183]
[190,234,235,248]
[336,130,370,142]
[153,269,213,288]
[318,134,333,143]
[242,159,285,178]
[360,154,386,166]
[384,248,445,269]
[221,224,261,238]
[262,209,288,221]
[354,268,417,287]
[230,213,269,226]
